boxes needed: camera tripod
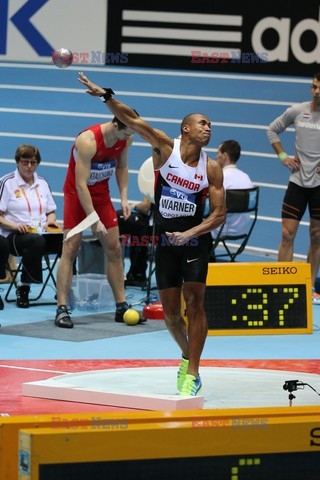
[283,380,320,406]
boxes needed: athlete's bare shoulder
[74,129,97,158]
[154,128,174,149]
[152,129,174,168]
[76,129,95,146]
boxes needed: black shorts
[282,182,320,221]
[155,233,210,289]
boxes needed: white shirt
[0,169,57,237]
[212,165,254,238]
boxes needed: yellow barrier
[15,406,320,480]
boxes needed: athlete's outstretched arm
[78,72,174,168]
[78,72,168,148]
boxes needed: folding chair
[4,233,63,306]
[209,186,259,262]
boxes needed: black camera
[283,380,300,392]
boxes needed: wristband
[99,88,115,103]
[278,152,288,163]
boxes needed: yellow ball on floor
[123,308,140,325]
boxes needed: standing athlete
[267,72,320,303]
[78,72,226,396]
[55,115,137,328]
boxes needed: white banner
[0,0,107,63]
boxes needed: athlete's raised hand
[78,72,105,97]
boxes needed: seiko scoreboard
[201,262,312,335]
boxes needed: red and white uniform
[63,124,127,230]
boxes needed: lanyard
[20,185,43,216]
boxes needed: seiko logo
[262,267,297,275]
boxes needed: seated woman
[0,145,62,308]
[0,235,9,309]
